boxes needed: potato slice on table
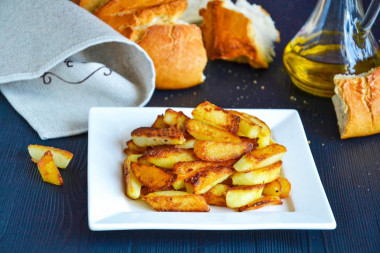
[225,185,264,208]
[202,184,230,206]
[28,144,73,169]
[186,119,242,143]
[239,196,282,212]
[138,146,198,169]
[36,151,63,186]
[186,166,234,194]
[192,101,240,133]
[143,191,210,212]
[130,162,177,190]
[193,140,253,162]
[233,143,286,172]
[131,127,185,147]
[163,109,190,132]
[231,161,282,185]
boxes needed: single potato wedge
[231,161,282,185]
[131,127,185,147]
[125,170,142,199]
[201,184,230,206]
[143,191,210,212]
[186,119,242,143]
[233,143,286,172]
[239,196,282,212]
[28,144,73,169]
[187,166,234,194]
[151,114,168,128]
[192,101,240,134]
[193,140,253,162]
[277,177,291,198]
[229,110,262,138]
[262,179,282,197]
[130,162,177,190]
[225,185,264,208]
[36,151,63,186]
[138,146,198,169]
[163,109,189,132]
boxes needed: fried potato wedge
[79,0,109,12]
[36,151,63,185]
[138,147,198,169]
[239,196,282,212]
[188,166,234,194]
[143,191,210,212]
[126,140,148,154]
[186,119,242,143]
[131,162,177,190]
[277,177,291,198]
[202,184,229,206]
[123,154,142,175]
[174,138,196,149]
[192,101,240,133]
[126,171,142,199]
[163,109,189,132]
[193,140,253,162]
[28,144,73,169]
[174,160,234,181]
[225,185,264,208]
[131,127,185,147]
[233,143,286,172]
[231,161,282,185]
[151,114,168,128]
[229,110,262,138]
[262,179,281,197]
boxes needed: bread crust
[138,24,207,90]
[199,0,277,68]
[95,0,187,39]
[332,67,380,139]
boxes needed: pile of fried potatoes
[123,101,291,212]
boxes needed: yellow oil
[283,36,380,97]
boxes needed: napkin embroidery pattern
[41,60,112,85]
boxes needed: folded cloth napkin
[0,0,155,140]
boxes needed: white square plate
[88,107,336,230]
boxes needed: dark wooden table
[1,0,379,252]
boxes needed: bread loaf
[199,0,279,68]
[138,24,207,89]
[332,67,380,139]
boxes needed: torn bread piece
[332,67,380,139]
[200,0,279,68]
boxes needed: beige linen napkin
[0,0,155,139]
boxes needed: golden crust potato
[225,184,264,208]
[174,138,196,149]
[173,160,234,181]
[130,162,177,190]
[186,119,242,143]
[277,177,291,198]
[192,101,240,133]
[125,171,142,199]
[262,179,281,197]
[126,140,149,154]
[151,114,168,128]
[193,140,253,162]
[36,151,63,186]
[188,166,234,194]
[231,161,282,185]
[239,196,282,212]
[202,184,229,206]
[138,146,198,169]
[143,191,210,212]
[131,127,185,146]
[28,144,73,169]
[163,109,190,132]
[229,110,262,138]
[233,143,286,172]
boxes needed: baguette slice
[200,0,279,68]
[332,67,380,139]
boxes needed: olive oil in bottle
[283,35,380,97]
